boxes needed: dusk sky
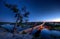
[0,0,60,22]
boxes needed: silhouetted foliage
[32,30,41,39]
[11,5,19,13]
[22,6,26,12]
[5,4,12,8]
[4,3,29,26]
[33,30,41,37]
[24,12,29,18]
[4,2,30,35]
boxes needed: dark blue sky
[0,0,60,22]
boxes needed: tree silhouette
[4,2,30,36]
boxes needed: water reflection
[32,28,60,39]
[0,24,60,39]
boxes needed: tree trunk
[13,17,18,37]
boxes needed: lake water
[32,28,60,39]
[0,25,60,39]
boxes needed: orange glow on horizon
[42,18,60,22]
[38,25,44,30]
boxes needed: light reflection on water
[0,25,60,39]
[32,28,60,39]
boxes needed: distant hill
[0,22,60,26]
[0,22,13,24]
